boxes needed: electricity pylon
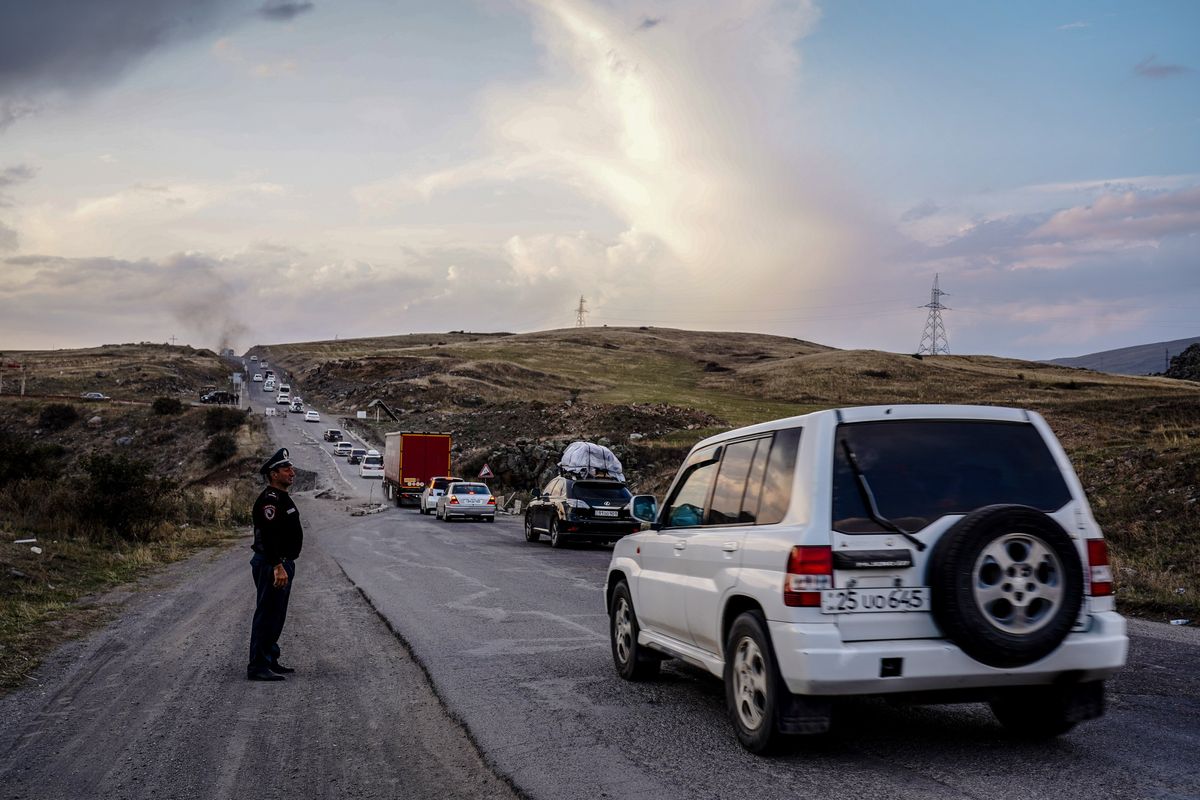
[575,295,588,327]
[917,274,950,355]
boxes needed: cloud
[900,199,940,222]
[1134,55,1191,79]
[0,221,17,251]
[363,0,878,319]
[1031,187,1200,243]
[257,1,315,22]
[1057,21,1089,30]
[0,163,36,207]
[637,16,662,30]
[0,1,246,114]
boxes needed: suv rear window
[832,420,1072,533]
[570,482,632,502]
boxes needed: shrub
[0,432,65,487]
[205,407,247,434]
[38,403,79,431]
[152,397,185,415]
[205,434,238,466]
[80,453,178,541]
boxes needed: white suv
[606,405,1127,753]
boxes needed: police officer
[247,448,303,681]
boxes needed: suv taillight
[784,546,832,607]
[1087,539,1113,597]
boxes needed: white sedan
[305,410,320,423]
[252,373,263,382]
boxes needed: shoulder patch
[263,505,276,521]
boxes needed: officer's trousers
[248,554,294,673]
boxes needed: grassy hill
[257,326,1200,622]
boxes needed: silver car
[435,482,496,522]
[420,476,463,515]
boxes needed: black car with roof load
[524,477,640,548]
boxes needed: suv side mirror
[630,495,658,526]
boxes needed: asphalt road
[2,403,1198,799]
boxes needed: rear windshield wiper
[839,439,926,552]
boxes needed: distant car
[252,373,263,382]
[250,355,258,361]
[80,392,110,401]
[263,382,275,393]
[261,361,269,368]
[359,453,384,478]
[289,401,304,413]
[348,447,367,465]
[323,429,343,442]
[201,390,236,405]
[436,482,496,522]
[525,477,636,548]
[305,410,320,423]
[334,442,353,457]
[420,476,464,516]
[276,393,291,405]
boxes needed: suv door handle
[673,541,687,551]
[722,542,738,552]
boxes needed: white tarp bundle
[558,441,625,482]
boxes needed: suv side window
[707,437,765,525]
[663,445,721,528]
[755,427,801,525]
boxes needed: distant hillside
[1047,335,1200,375]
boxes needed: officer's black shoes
[267,661,296,674]
[247,668,285,682]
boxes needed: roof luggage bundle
[558,441,625,483]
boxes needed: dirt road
[0,499,518,800]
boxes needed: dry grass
[0,526,240,689]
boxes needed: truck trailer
[383,431,452,506]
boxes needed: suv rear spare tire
[927,504,1084,669]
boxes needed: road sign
[478,464,494,478]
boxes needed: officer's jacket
[252,487,303,565]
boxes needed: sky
[0,0,1197,360]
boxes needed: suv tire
[524,516,540,542]
[549,519,566,548]
[610,582,660,681]
[927,504,1084,669]
[725,611,786,754]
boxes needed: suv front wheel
[725,611,786,754]
[609,582,659,681]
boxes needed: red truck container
[383,431,452,506]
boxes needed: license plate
[594,509,618,517]
[820,587,929,614]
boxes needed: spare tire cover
[926,504,1084,669]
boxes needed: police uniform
[247,448,304,681]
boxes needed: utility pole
[575,295,588,328]
[917,274,951,355]
[169,335,178,346]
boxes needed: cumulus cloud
[1134,55,1191,79]
[358,0,881,327]
[0,0,247,130]
[257,1,315,22]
